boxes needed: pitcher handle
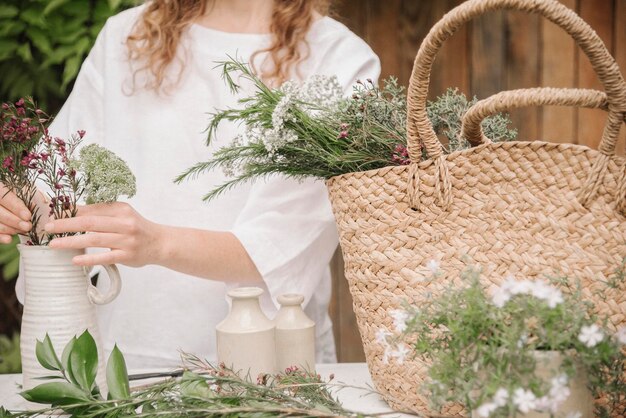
[87,264,122,305]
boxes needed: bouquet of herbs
[1,332,365,418]
[176,61,517,200]
[379,262,626,418]
[0,98,136,245]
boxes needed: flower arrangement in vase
[1,97,136,392]
[378,262,626,418]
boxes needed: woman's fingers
[0,186,31,221]
[0,205,31,232]
[45,215,132,234]
[48,232,123,250]
[72,249,127,266]
[0,234,15,244]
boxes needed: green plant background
[0,0,136,374]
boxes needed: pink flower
[2,156,14,171]
[15,98,24,107]
[77,130,86,138]
[338,130,349,139]
[392,144,411,165]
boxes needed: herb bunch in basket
[176,60,517,199]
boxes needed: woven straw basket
[326,0,626,415]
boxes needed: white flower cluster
[376,308,413,365]
[491,277,564,308]
[474,388,508,417]
[280,74,344,115]
[235,75,343,162]
[474,375,573,417]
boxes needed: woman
[4,0,380,368]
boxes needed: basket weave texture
[326,0,626,415]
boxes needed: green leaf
[180,371,212,398]
[21,382,90,406]
[20,8,46,27]
[61,336,77,384]
[0,40,18,61]
[108,0,123,10]
[0,21,26,38]
[61,54,82,90]
[41,45,76,66]
[0,5,19,19]
[3,255,19,281]
[105,345,129,400]
[35,334,62,371]
[27,27,52,55]
[68,331,99,391]
[43,0,71,16]
[16,43,32,63]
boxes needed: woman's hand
[45,202,165,267]
[0,184,33,243]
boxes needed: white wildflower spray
[75,144,136,204]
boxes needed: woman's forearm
[154,224,263,284]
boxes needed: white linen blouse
[16,5,380,369]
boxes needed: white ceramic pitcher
[19,245,121,392]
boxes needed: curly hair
[126,0,331,91]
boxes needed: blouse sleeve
[231,35,381,307]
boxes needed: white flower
[271,93,295,129]
[534,395,551,411]
[391,343,411,364]
[565,412,582,418]
[548,385,570,412]
[426,259,440,274]
[529,280,563,308]
[492,287,511,308]
[530,279,551,298]
[492,388,509,407]
[474,402,498,417]
[512,388,536,413]
[375,328,392,345]
[500,275,518,293]
[544,288,564,308]
[389,309,409,333]
[578,324,604,348]
[616,326,626,345]
[511,280,533,295]
[382,345,391,364]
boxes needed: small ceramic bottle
[216,287,276,380]
[274,293,316,373]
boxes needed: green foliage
[384,264,626,417]
[75,144,137,204]
[427,88,518,151]
[0,236,19,281]
[0,0,136,114]
[11,332,364,417]
[0,333,21,374]
[177,61,517,202]
[105,345,129,400]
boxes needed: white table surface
[0,363,418,417]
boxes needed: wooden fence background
[329,0,626,362]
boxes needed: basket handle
[405,0,626,209]
[461,88,612,145]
